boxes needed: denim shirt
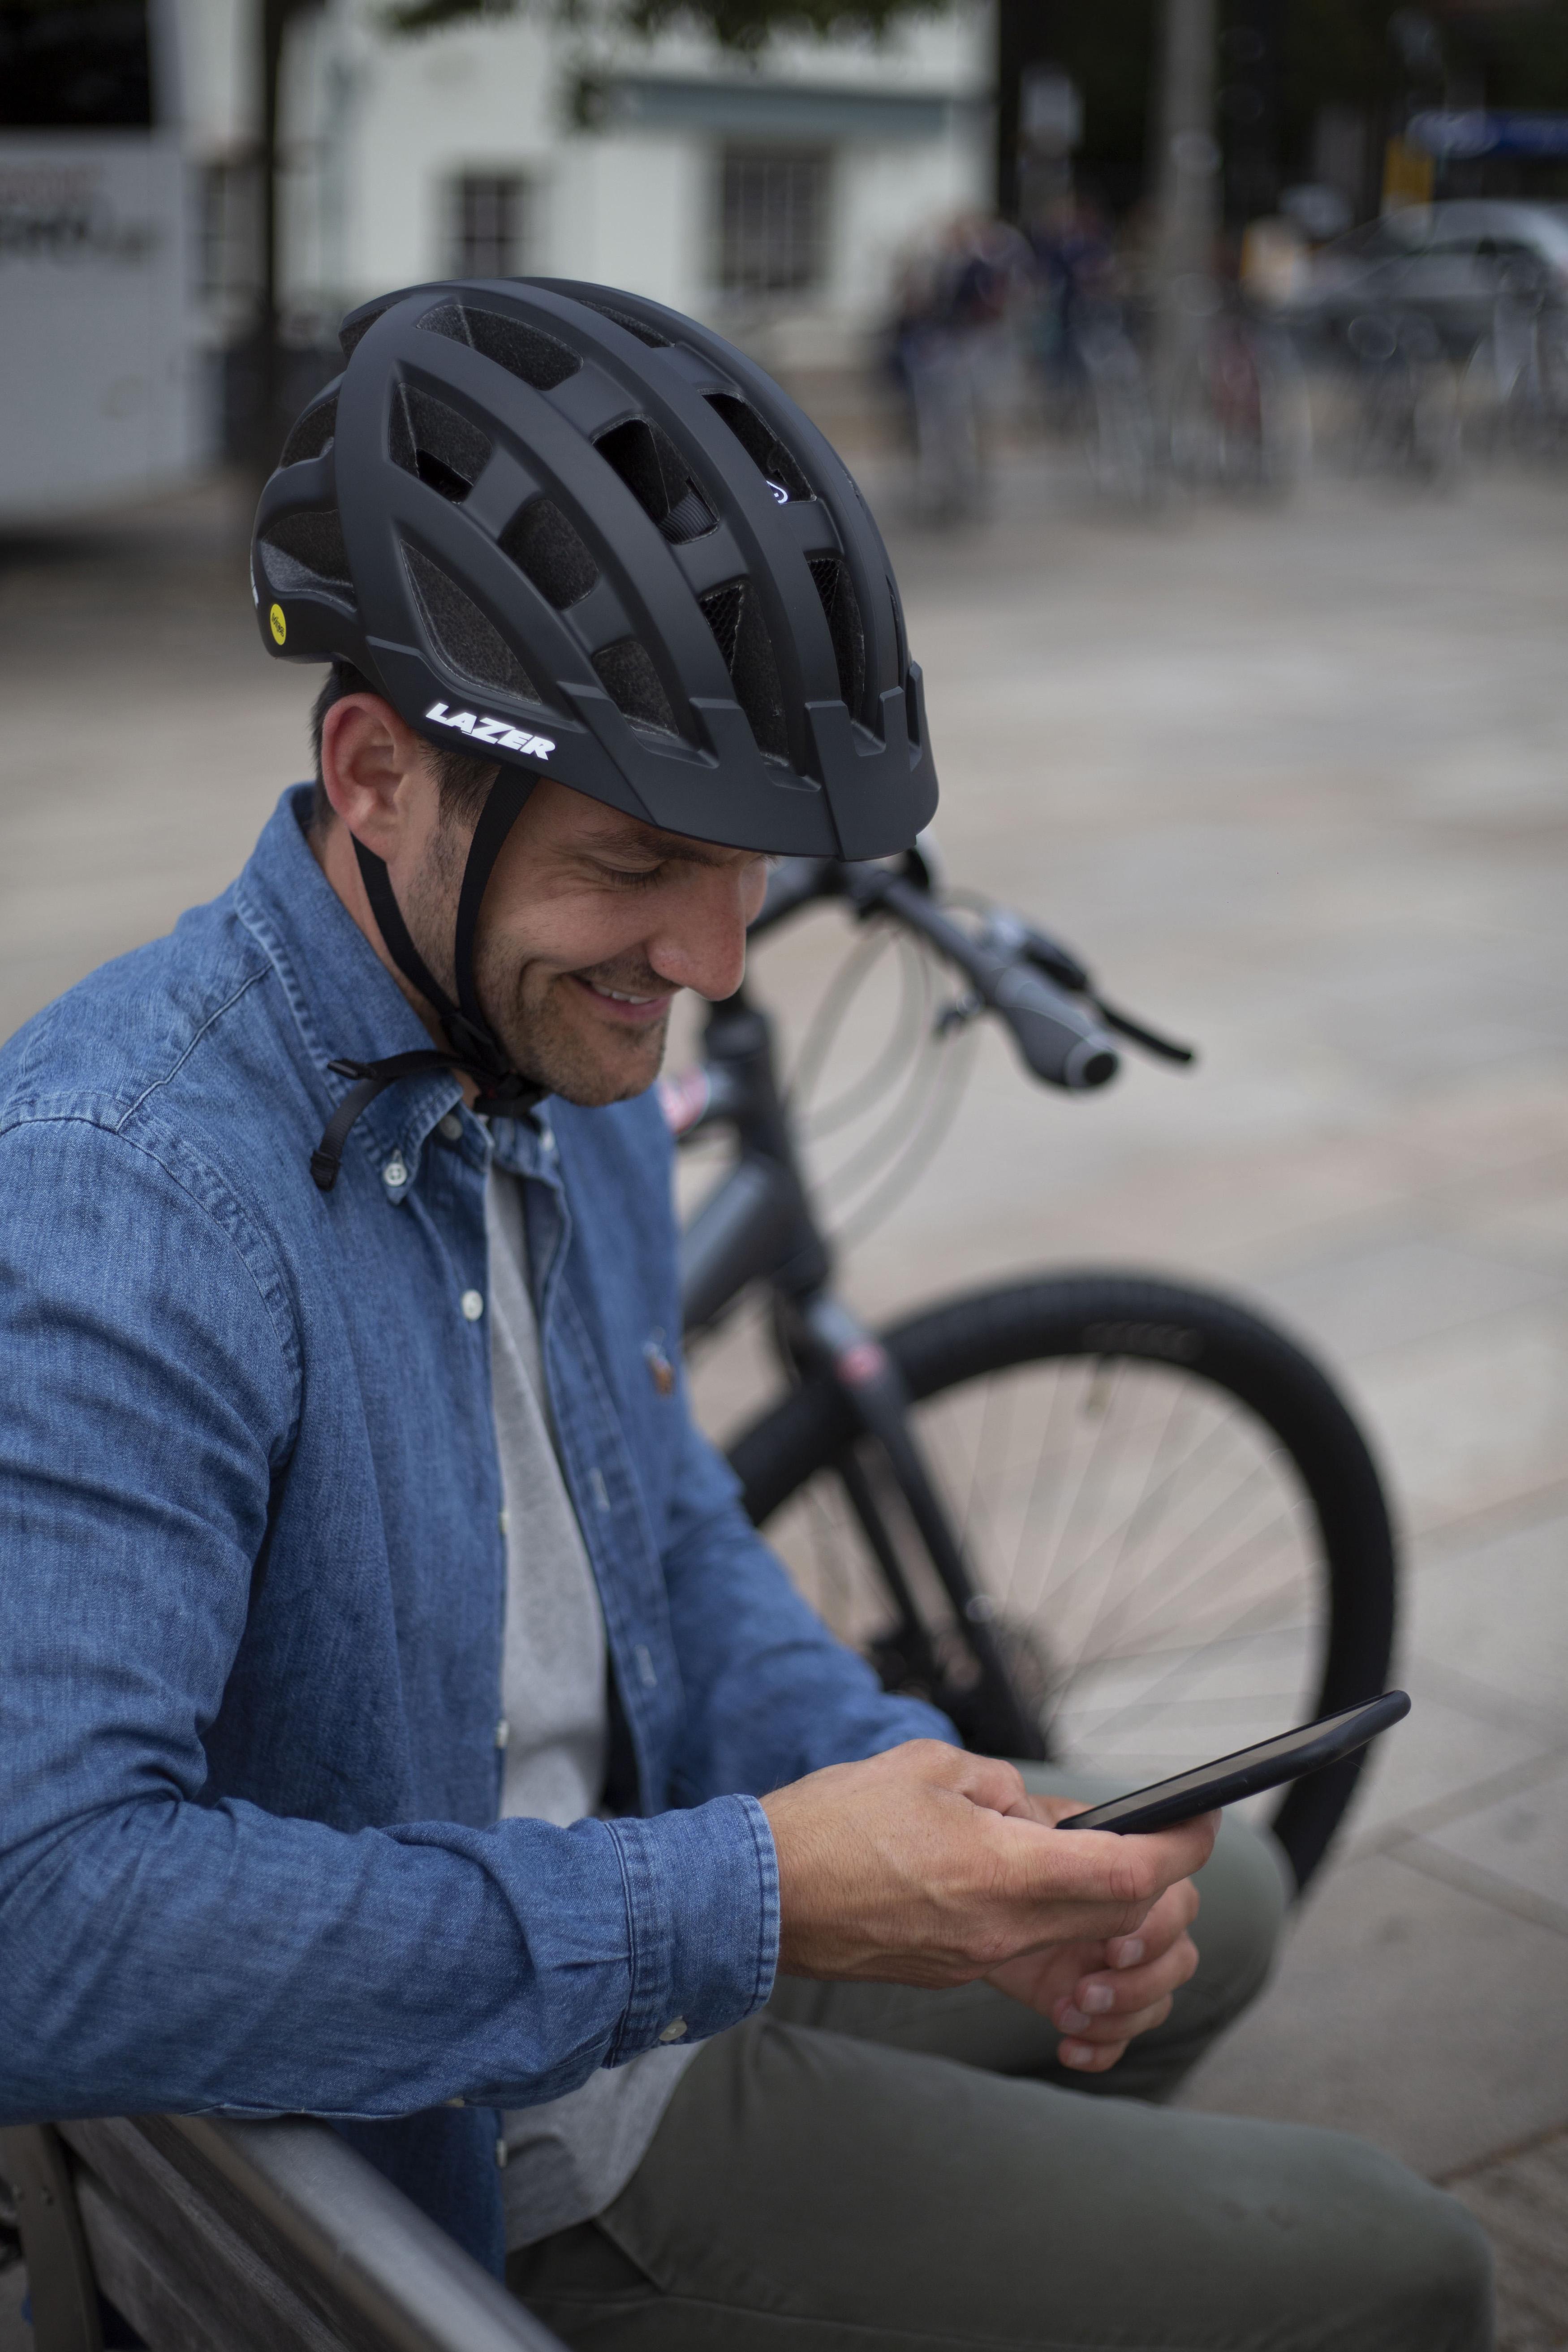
[0,788,950,2263]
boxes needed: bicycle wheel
[729,1273,1396,1891]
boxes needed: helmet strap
[313,772,540,1191]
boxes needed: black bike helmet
[251,276,938,1189]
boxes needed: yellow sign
[269,603,287,646]
[1382,137,1434,214]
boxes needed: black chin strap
[311,771,540,1193]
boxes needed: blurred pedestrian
[892,209,1033,523]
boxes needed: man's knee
[1180,1808,1291,2031]
[1305,2132,1495,2352]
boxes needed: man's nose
[646,869,754,1002]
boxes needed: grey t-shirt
[486,1165,698,2250]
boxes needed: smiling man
[0,280,1490,2351]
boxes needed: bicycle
[1342,308,1461,483]
[663,849,1398,1895]
[1166,293,1310,497]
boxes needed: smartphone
[1055,1691,1410,1836]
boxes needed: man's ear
[319,694,430,862]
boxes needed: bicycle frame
[672,929,1049,1759]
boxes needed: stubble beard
[401,820,670,1108]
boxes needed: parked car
[1286,200,1568,356]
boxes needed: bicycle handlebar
[747,853,1193,1094]
[854,870,1120,1092]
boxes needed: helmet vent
[595,419,715,545]
[809,556,866,718]
[500,496,599,609]
[582,300,669,349]
[403,543,542,704]
[391,383,491,504]
[703,395,812,503]
[280,396,337,467]
[698,579,787,762]
[419,300,581,392]
[260,509,352,590]
[592,638,679,738]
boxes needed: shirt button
[538,1120,555,1154]
[439,1112,463,1142]
[383,1157,408,1189]
[461,1289,484,1321]
[658,2018,689,2045]
[498,1507,509,1536]
[495,1719,510,1749]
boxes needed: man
[0,279,1489,2348]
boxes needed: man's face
[405,766,771,1107]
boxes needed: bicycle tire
[728,1272,1397,1892]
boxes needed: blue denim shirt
[0,788,950,2262]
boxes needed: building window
[450,173,527,278]
[719,146,829,297]
[200,160,261,312]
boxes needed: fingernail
[1060,2040,1094,2068]
[1112,1938,1145,1968]
[1081,1983,1116,2014]
[1057,2003,1091,2033]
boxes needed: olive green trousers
[509,1782,1493,2351]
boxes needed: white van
[0,0,207,524]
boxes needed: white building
[191,0,994,373]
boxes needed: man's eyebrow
[586,827,758,869]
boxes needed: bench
[0,2116,566,2352]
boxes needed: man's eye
[601,863,664,889]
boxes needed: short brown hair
[309,663,497,832]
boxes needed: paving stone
[1254,1238,1564,1366]
[1338,1672,1556,1856]
[1404,1510,1568,1728]
[1354,1308,1568,1534]
[1445,2130,1568,2352]
[1180,1848,1568,2179]
[1416,1758,1568,1924]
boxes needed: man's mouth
[572,974,673,1029]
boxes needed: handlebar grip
[991,967,1120,1091]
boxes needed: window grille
[451,174,527,279]
[719,146,829,297]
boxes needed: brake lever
[1091,997,1198,1067]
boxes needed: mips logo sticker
[268,604,287,646]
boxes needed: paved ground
[1,448,1564,2344]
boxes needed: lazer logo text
[426,702,555,759]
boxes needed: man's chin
[512,1013,669,1109]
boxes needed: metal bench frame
[0,2117,565,2352]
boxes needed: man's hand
[982,1789,1204,2071]
[759,1743,1215,2014]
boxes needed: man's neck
[309,814,479,1104]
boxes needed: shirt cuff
[603,1794,779,2062]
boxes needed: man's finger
[1058,1932,1198,2029]
[1104,1878,1200,1973]
[990,1810,1218,1928]
[1060,1993,1175,2059]
[1058,2034,1130,2073]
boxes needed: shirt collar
[234,786,468,1190]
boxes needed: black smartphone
[1055,1691,1410,1836]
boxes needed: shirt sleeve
[656,1363,960,1806]
[0,1114,771,2126]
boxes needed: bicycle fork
[794,1296,1049,1762]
